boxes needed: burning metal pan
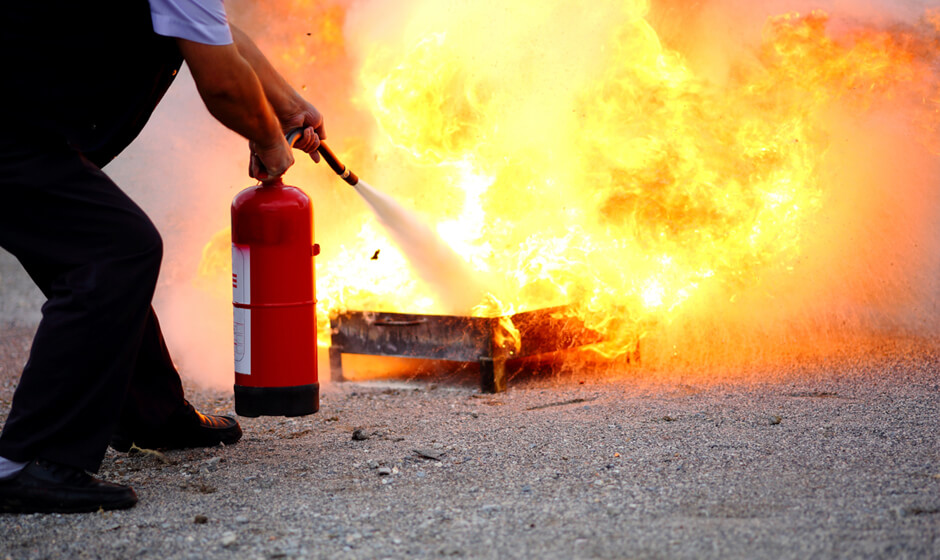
[329,305,629,392]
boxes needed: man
[0,0,324,513]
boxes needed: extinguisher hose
[283,128,359,186]
[316,143,359,186]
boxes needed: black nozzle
[316,143,359,186]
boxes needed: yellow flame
[198,1,940,360]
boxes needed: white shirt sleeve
[148,0,234,46]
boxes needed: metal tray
[329,305,614,392]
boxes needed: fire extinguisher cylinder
[231,174,319,417]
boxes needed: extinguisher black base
[234,383,319,418]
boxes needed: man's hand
[178,25,327,181]
[276,99,326,162]
[249,135,294,182]
[177,38,293,181]
[230,25,326,163]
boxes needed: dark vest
[1,1,183,167]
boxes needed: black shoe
[0,459,137,514]
[111,402,242,452]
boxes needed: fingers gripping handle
[256,130,304,184]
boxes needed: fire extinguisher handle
[285,128,305,148]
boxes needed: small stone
[413,448,443,461]
[767,415,782,425]
[235,515,249,524]
[193,515,208,524]
[352,429,370,441]
[367,460,379,469]
[220,532,237,547]
[377,467,392,476]
[892,505,940,518]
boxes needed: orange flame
[198,1,940,363]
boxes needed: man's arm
[229,24,325,161]
[176,39,293,179]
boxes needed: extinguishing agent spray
[231,130,319,417]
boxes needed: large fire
[198,0,940,366]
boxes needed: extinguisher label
[233,244,251,375]
[234,307,251,375]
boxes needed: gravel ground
[0,251,42,330]
[0,321,938,559]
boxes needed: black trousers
[0,135,185,472]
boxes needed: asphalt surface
[1,249,939,559]
[0,325,937,559]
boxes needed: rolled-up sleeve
[148,0,233,45]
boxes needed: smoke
[352,180,489,313]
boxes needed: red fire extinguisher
[231,130,319,417]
